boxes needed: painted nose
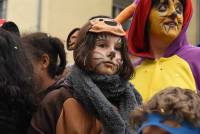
[169,12,178,20]
[108,51,116,60]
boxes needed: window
[0,0,7,18]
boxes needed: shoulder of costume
[177,45,200,63]
[177,45,200,90]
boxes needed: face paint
[90,34,122,75]
[149,0,184,43]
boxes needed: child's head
[130,87,200,134]
[22,32,66,89]
[74,17,133,80]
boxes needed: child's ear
[41,53,50,70]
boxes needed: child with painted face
[59,17,142,134]
[130,87,200,134]
[116,0,200,102]
[22,33,67,101]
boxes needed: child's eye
[97,44,106,48]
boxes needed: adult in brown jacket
[28,16,142,134]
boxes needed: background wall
[5,0,200,63]
[187,0,199,45]
[7,0,112,64]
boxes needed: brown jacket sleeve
[56,98,102,134]
[28,88,72,134]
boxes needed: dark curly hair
[0,28,36,134]
[22,32,67,79]
[73,17,134,80]
[130,87,200,130]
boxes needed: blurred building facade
[4,0,113,63]
[0,0,200,63]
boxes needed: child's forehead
[95,34,122,44]
[96,33,121,39]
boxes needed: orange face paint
[149,0,184,43]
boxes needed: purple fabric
[133,0,140,5]
[130,0,200,91]
[163,14,200,91]
[131,57,143,67]
[131,0,140,19]
[164,15,192,57]
[177,45,200,91]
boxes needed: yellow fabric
[131,55,196,102]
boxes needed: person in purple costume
[115,0,200,102]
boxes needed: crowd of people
[0,0,200,134]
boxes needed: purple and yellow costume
[128,0,199,101]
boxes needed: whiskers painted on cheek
[93,51,105,57]
[92,51,105,61]
[93,57,104,60]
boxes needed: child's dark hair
[74,18,134,80]
[0,28,36,134]
[22,32,67,78]
[130,87,200,130]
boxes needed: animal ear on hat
[114,1,138,24]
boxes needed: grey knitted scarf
[66,65,141,134]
